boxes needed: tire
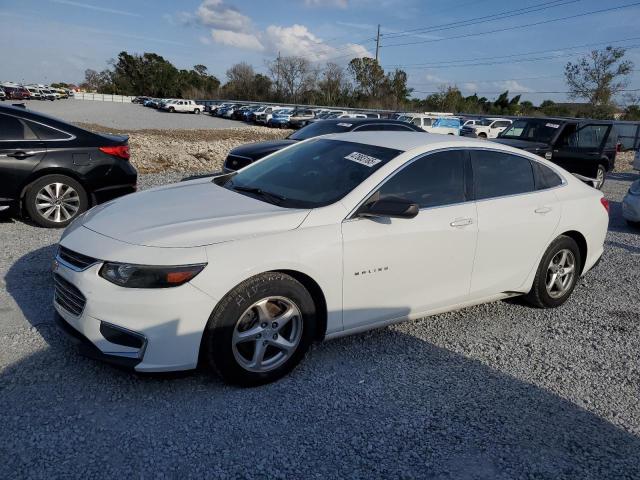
[595,164,607,190]
[627,220,640,228]
[168,107,175,113]
[194,109,200,114]
[25,175,88,228]
[202,272,317,386]
[478,132,487,139]
[524,235,581,308]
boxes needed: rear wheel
[25,175,88,228]
[525,235,581,308]
[168,107,175,113]
[595,164,606,190]
[202,272,317,386]
[194,109,201,114]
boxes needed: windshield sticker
[345,151,382,167]
[337,123,352,127]
[545,123,560,129]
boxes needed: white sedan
[53,133,609,386]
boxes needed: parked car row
[1,83,73,101]
[134,96,206,114]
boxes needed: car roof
[321,131,490,151]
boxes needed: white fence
[73,92,134,102]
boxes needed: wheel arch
[273,269,328,342]
[559,230,587,274]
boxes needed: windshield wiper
[232,185,287,205]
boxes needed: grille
[54,273,87,316]
[58,246,98,271]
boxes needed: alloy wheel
[595,166,605,189]
[232,296,303,373]
[545,249,576,299]
[35,182,80,223]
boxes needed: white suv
[461,118,512,139]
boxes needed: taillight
[99,145,130,160]
[600,197,609,214]
[616,143,622,153]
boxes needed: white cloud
[492,80,531,92]
[194,0,252,32]
[211,29,264,51]
[184,1,371,62]
[304,0,348,8]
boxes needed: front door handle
[450,217,474,227]
[535,206,553,214]
[7,151,35,159]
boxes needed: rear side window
[471,150,535,200]
[378,150,467,208]
[24,119,71,140]
[532,162,563,190]
[0,113,37,140]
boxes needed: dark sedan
[223,118,424,172]
[0,104,137,227]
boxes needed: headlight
[99,262,206,288]
[629,180,640,196]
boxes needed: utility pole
[375,24,381,62]
[276,51,281,100]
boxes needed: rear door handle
[450,218,474,227]
[535,206,553,214]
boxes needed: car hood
[80,179,310,248]
[230,139,298,160]
[491,138,550,152]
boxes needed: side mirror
[357,197,419,219]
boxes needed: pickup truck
[163,99,205,114]
[460,117,512,139]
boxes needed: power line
[411,88,640,95]
[381,0,581,40]
[380,1,640,48]
[384,35,640,69]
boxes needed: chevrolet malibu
[54,133,608,386]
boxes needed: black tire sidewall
[529,236,581,308]
[203,272,317,386]
[25,174,88,228]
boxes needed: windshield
[500,119,561,143]
[288,121,356,140]
[224,139,403,208]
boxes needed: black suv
[492,117,618,189]
[223,118,425,172]
[0,105,137,227]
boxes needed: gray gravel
[1,172,639,479]
[19,99,246,130]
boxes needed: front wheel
[202,272,317,386]
[25,175,88,228]
[168,107,175,113]
[525,235,581,308]
[194,109,200,114]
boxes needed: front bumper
[52,237,217,372]
[622,193,640,222]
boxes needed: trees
[348,57,386,101]
[565,46,633,117]
[268,56,317,103]
[318,62,348,106]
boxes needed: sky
[1,0,639,103]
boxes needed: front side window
[411,118,422,126]
[471,150,535,200]
[377,150,467,209]
[225,139,403,208]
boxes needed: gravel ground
[19,98,246,130]
[1,172,639,479]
